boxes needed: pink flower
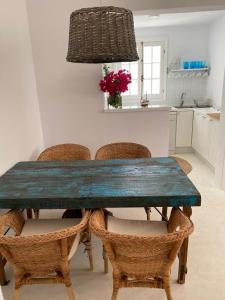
[99,68,132,96]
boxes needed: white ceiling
[134,10,225,28]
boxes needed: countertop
[104,105,171,113]
[170,106,221,121]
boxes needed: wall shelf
[168,68,209,79]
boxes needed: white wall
[0,0,44,175]
[207,14,225,108]
[25,0,225,158]
[103,0,225,12]
[221,70,225,189]
[26,0,171,157]
[215,69,225,189]
[136,25,209,106]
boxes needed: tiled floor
[1,153,225,299]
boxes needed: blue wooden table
[0,157,201,284]
[0,157,200,209]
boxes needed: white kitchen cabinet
[192,112,210,160]
[222,151,225,190]
[198,115,210,159]
[192,112,200,152]
[169,112,177,152]
[208,119,220,167]
[192,110,220,167]
[176,110,193,148]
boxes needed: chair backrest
[95,142,151,160]
[38,144,91,161]
[0,210,90,276]
[90,208,193,277]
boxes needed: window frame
[104,39,167,107]
[140,40,167,104]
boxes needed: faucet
[180,92,186,107]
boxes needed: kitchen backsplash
[167,77,207,106]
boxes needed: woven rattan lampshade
[66,6,139,63]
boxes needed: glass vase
[107,94,122,109]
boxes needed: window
[106,40,167,107]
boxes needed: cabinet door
[208,120,220,167]
[176,111,193,147]
[192,112,200,151]
[222,151,225,190]
[169,113,177,151]
[197,115,210,160]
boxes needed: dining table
[0,157,201,286]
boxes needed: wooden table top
[0,157,201,209]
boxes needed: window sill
[103,105,171,113]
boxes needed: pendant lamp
[66,6,139,63]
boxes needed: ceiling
[134,10,225,28]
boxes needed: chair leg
[83,230,93,271]
[26,209,33,219]
[111,287,119,300]
[162,207,168,221]
[165,285,173,300]
[144,207,151,221]
[66,285,76,300]
[13,288,20,300]
[0,255,8,286]
[34,209,40,219]
[103,246,108,273]
[86,241,93,271]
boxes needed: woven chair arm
[0,210,25,236]
[0,210,90,245]
[90,209,193,244]
[168,208,194,236]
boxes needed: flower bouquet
[99,65,132,108]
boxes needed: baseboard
[175,147,194,154]
[193,150,215,172]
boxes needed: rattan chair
[95,142,151,160]
[37,143,91,161]
[33,143,93,271]
[95,142,152,273]
[90,208,193,300]
[32,143,91,218]
[34,143,91,219]
[95,142,152,221]
[0,209,90,300]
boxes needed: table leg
[178,206,192,284]
[26,209,33,219]
[0,255,8,286]
[162,207,168,221]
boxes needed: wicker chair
[95,142,152,221]
[33,143,91,218]
[0,209,90,300]
[37,143,91,161]
[95,142,151,160]
[90,208,193,300]
[95,142,152,273]
[33,143,93,271]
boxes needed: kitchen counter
[104,105,171,113]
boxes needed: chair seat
[108,216,168,236]
[22,218,81,260]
